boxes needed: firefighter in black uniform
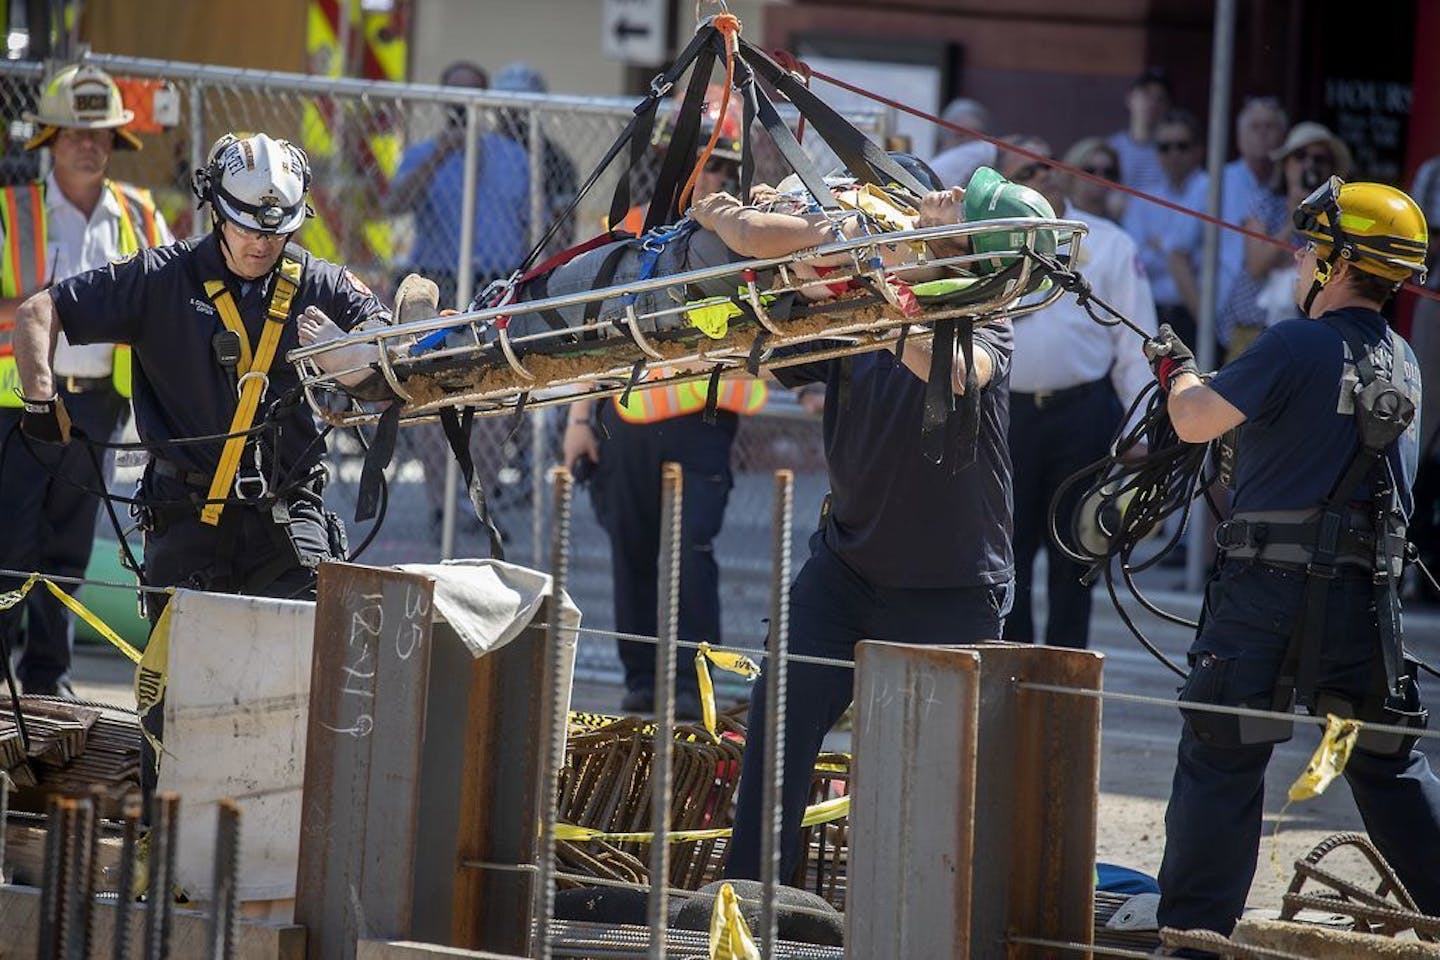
[12,131,389,607]
[1146,178,1440,944]
[11,132,391,793]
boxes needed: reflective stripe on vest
[613,376,767,423]
[108,181,165,401]
[0,183,49,405]
[0,180,162,405]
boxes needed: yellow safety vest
[614,376,768,424]
[0,179,165,406]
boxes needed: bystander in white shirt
[44,171,173,378]
[1011,201,1159,418]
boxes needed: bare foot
[298,305,381,388]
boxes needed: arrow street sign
[602,0,668,66]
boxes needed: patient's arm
[690,191,837,259]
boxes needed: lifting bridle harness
[1214,314,1427,751]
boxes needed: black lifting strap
[1273,318,1413,711]
[646,41,718,231]
[438,405,506,559]
[355,403,399,523]
[919,319,980,470]
[738,38,928,198]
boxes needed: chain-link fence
[0,54,890,684]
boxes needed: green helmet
[963,166,1057,275]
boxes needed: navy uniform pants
[588,405,736,697]
[1007,378,1121,648]
[0,385,127,693]
[1158,561,1440,937]
[725,530,1013,881]
[138,472,340,805]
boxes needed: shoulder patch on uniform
[344,268,374,298]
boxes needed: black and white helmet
[194,132,312,234]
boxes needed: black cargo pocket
[1179,651,1292,747]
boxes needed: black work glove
[20,394,71,445]
[1143,324,1199,393]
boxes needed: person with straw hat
[0,62,171,697]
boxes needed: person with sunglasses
[1121,109,1209,352]
[1061,137,1123,218]
[1144,178,1440,946]
[1220,121,1351,360]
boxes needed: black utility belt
[57,374,115,395]
[1215,507,1393,571]
[1011,377,1108,410]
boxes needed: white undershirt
[46,173,172,377]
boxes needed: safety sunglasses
[1292,175,1343,236]
[1156,140,1193,154]
[1083,163,1119,179]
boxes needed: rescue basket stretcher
[289,216,1087,428]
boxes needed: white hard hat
[24,63,142,151]
[198,133,312,235]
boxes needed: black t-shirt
[53,232,390,478]
[775,320,1015,588]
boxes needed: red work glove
[1143,324,1199,393]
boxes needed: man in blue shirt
[383,61,530,308]
[1145,178,1440,943]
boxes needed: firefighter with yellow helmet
[0,63,171,696]
[1144,178,1440,939]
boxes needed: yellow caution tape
[1270,713,1363,880]
[135,603,174,773]
[696,641,761,741]
[710,881,760,960]
[554,795,849,845]
[1289,713,1360,802]
[0,574,144,663]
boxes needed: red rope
[783,52,1440,304]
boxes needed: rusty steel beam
[847,644,1102,958]
[295,563,438,960]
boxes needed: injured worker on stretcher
[296,163,1058,399]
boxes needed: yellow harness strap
[199,256,303,526]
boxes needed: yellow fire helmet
[1294,177,1428,286]
[23,63,142,152]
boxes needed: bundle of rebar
[0,698,140,812]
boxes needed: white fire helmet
[197,132,312,235]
